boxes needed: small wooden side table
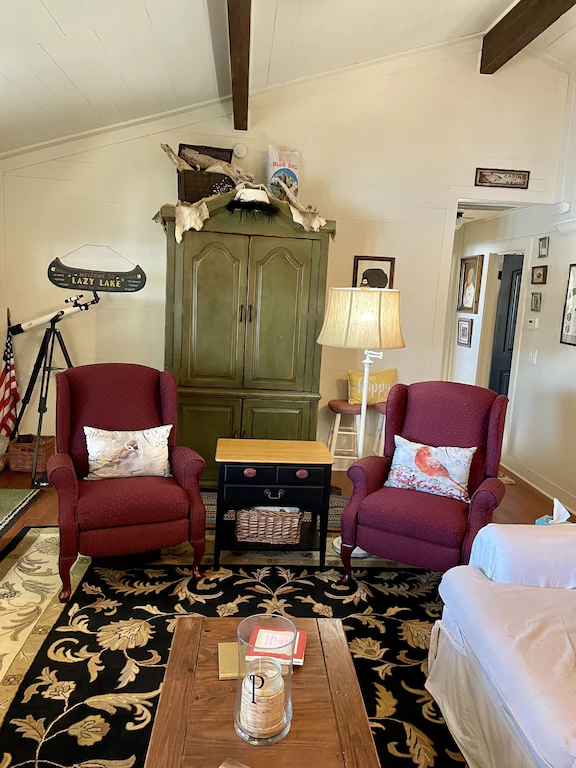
[214,439,334,569]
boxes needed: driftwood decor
[161,143,254,185]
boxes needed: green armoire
[162,197,336,486]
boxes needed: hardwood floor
[0,466,554,554]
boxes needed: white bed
[426,565,576,768]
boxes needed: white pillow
[385,435,476,502]
[83,425,173,480]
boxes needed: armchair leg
[191,538,205,580]
[58,555,77,603]
[340,543,354,585]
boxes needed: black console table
[214,439,334,569]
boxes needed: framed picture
[474,168,530,189]
[353,255,395,288]
[538,236,549,258]
[457,318,473,347]
[530,292,542,312]
[531,265,548,285]
[560,264,576,346]
[457,255,484,313]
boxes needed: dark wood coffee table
[144,617,379,768]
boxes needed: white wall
[458,201,576,511]
[0,39,568,452]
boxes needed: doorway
[488,253,524,396]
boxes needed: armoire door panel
[181,233,249,388]
[178,394,242,485]
[242,399,312,441]
[244,237,313,391]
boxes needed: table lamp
[317,287,405,458]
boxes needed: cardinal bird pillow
[385,435,477,502]
[83,425,173,480]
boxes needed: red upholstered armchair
[46,363,206,602]
[341,381,508,582]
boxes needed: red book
[245,625,307,666]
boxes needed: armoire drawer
[222,484,325,508]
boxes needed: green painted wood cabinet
[162,197,335,486]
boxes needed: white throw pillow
[385,435,476,502]
[83,425,173,480]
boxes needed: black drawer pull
[264,489,285,500]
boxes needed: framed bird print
[457,255,483,313]
[560,264,576,346]
[457,318,473,347]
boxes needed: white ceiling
[530,5,576,72]
[0,0,545,154]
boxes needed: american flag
[0,327,20,438]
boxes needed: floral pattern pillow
[385,435,477,502]
[83,425,172,480]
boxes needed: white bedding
[470,523,576,589]
[428,566,576,768]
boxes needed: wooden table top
[144,616,379,768]
[215,439,334,465]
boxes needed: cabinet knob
[296,469,309,479]
[243,468,256,478]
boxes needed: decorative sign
[48,258,146,292]
[475,168,530,189]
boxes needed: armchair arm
[47,453,78,499]
[341,456,391,547]
[461,477,505,564]
[170,445,206,489]
[170,445,206,544]
[47,453,79,530]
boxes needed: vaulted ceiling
[0,0,572,154]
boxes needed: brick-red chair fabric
[47,363,206,602]
[341,381,507,578]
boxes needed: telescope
[10,292,100,487]
[9,293,100,335]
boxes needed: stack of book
[218,625,307,680]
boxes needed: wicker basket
[236,506,303,545]
[8,435,56,473]
[0,453,8,473]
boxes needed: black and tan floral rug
[0,528,464,768]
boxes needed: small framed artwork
[474,168,530,189]
[560,264,576,346]
[531,265,548,285]
[457,318,473,347]
[538,236,549,258]
[457,255,484,313]
[353,255,395,288]
[531,292,542,312]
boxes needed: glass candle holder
[234,613,296,745]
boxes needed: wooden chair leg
[58,555,76,603]
[378,414,386,456]
[340,543,354,585]
[329,412,341,457]
[191,538,205,579]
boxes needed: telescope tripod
[12,318,73,487]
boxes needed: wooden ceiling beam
[481,0,576,74]
[227,0,251,130]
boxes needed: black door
[489,253,524,395]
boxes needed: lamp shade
[317,287,405,350]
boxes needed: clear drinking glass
[234,613,296,745]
